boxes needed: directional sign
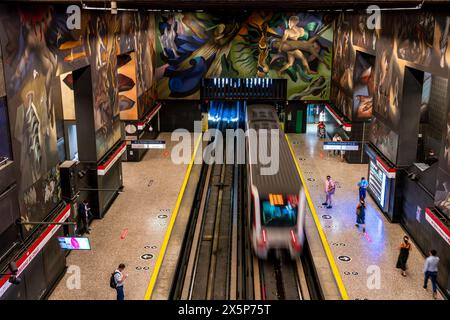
[338,255,352,262]
[131,140,166,149]
[323,141,359,151]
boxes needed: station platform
[49,132,200,300]
[287,125,444,300]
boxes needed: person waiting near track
[396,236,412,277]
[77,199,91,235]
[317,121,326,139]
[357,177,369,200]
[355,198,366,233]
[113,263,127,300]
[322,175,336,209]
[423,249,440,299]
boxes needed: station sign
[130,140,166,149]
[323,141,359,151]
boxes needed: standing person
[424,149,438,166]
[357,177,369,200]
[113,263,127,300]
[317,121,326,138]
[322,176,336,209]
[423,250,440,299]
[355,199,366,233]
[396,236,412,277]
[335,134,344,161]
[77,199,91,235]
[331,134,338,156]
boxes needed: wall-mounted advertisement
[58,237,91,250]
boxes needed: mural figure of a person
[277,16,317,76]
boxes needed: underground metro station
[0,0,448,308]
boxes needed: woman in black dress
[396,236,412,277]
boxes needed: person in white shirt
[114,263,128,300]
[322,175,336,209]
[423,250,440,299]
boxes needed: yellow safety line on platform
[285,134,349,300]
[144,134,203,300]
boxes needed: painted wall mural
[155,11,333,100]
[331,13,355,120]
[396,12,435,67]
[0,5,63,225]
[0,5,157,227]
[333,12,450,220]
[353,51,375,120]
[0,97,11,159]
[373,36,403,131]
[117,52,138,120]
[87,14,122,160]
[59,72,75,121]
[368,117,399,164]
[136,13,157,116]
[434,16,450,71]
[351,12,378,52]
[118,13,157,119]
[435,110,450,218]
[0,45,5,97]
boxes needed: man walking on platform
[322,175,336,209]
[423,249,440,299]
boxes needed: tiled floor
[288,125,443,300]
[49,132,193,300]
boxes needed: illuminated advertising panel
[58,237,91,250]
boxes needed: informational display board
[323,141,359,151]
[368,160,387,208]
[58,237,91,250]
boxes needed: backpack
[110,271,119,289]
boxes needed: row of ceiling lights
[80,0,425,14]
[81,1,205,14]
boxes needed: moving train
[245,104,307,259]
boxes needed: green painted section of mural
[155,12,333,100]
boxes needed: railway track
[171,104,242,300]
[255,251,311,300]
[171,103,322,301]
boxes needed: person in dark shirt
[424,149,438,166]
[77,200,91,235]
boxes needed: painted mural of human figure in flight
[276,16,316,76]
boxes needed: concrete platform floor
[50,132,193,300]
[288,125,443,300]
